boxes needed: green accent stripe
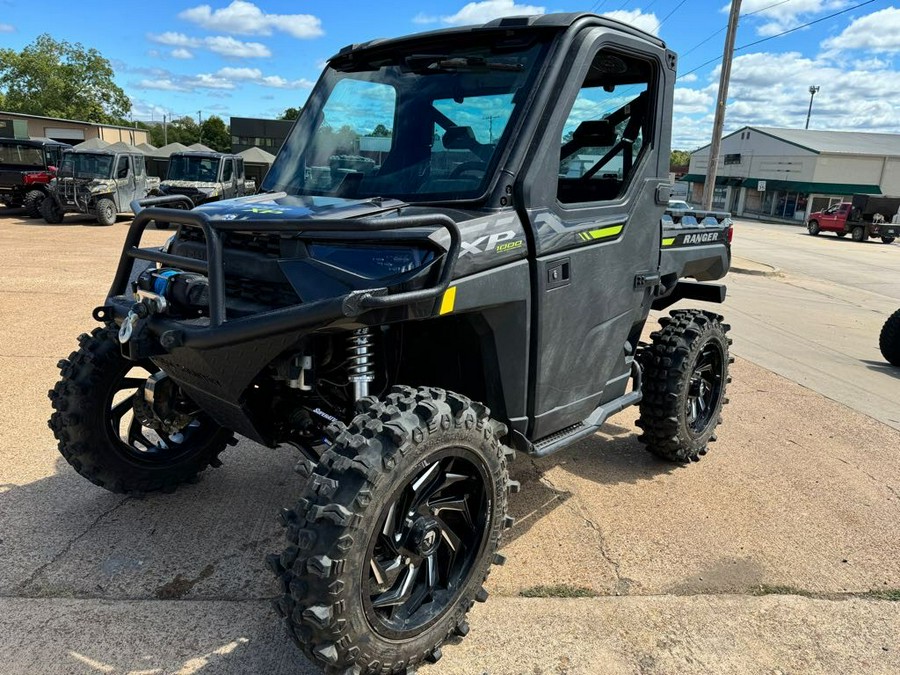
[579,224,624,242]
[662,237,676,247]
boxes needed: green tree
[278,107,302,121]
[369,123,392,137]
[200,115,231,152]
[0,34,130,123]
[670,149,691,168]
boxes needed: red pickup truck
[807,194,900,243]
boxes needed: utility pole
[805,85,820,129]
[198,110,203,145]
[702,0,742,210]
[163,114,168,146]
[484,114,499,144]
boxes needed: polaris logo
[683,232,719,244]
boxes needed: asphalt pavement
[0,212,898,675]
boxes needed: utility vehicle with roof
[49,13,732,673]
[159,150,254,206]
[0,137,68,217]
[41,148,160,226]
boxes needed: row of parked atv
[1,136,254,225]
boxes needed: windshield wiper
[404,54,524,73]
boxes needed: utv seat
[701,216,720,227]
[681,215,699,228]
[661,213,678,229]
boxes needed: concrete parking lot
[0,212,898,674]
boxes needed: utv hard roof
[0,137,69,147]
[330,12,665,62]
[169,151,236,159]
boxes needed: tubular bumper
[105,197,461,350]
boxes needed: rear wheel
[851,226,866,242]
[880,309,900,367]
[807,220,820,235]
[48,326,233,493]
[637,310,732,463]
[882,236,895,244]
[40,197,64,224]
[95,198,117,226]
[23,189,45,218]
[270,386,515,673]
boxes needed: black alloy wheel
[686,342,725,435]
[363,450,489,639]
[48,326,233,493]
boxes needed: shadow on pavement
[860,359,900,380]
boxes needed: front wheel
[637,310,732,462]
[851,226,866,242]
[270,386,515,673]
[95,197,117,226]
[23,189,45,218]
[882,236,896,244]
[40,197,64,224]
[48,326,234,493]
[880,309,900,367]
[807,220,820,235]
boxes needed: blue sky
[1,0,898,149]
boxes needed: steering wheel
[449,161,488,179]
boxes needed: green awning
[681,173,739,185]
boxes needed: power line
[676,0,878,80]
[679,0,792,59]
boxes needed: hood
[193,193,408,222]
[161,180,220,190]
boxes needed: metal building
[685,127,900,222]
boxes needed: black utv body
[0,137,68,217]
[50,13,732,674]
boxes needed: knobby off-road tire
[851,226,866,242]
[40,197,64,224]
[23,189,45,218]
[48,326,234,493]
[637,310,732,463]
[882,236,896,244]
[95,198,117,226]
[269,386,517,674]
[807,220,820,235]
[880,309,900,367]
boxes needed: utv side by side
[0,137,68,217]
[158,151,255,212]
[49,13,733,674]
[41,148,160,225]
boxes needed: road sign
[757,180,766,192]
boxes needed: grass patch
[750,584,816,598]
[862,589,900,601]
[520,584,599,598]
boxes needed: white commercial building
[684,126,900,222]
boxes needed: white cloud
[680,73,698,83]
[135,65,313,93]
[602,9,661,36]
[821,7,900,53]
[0,23,15,33]
[413,12,440,25]
[439,0,545,25]
[171,48,194,59]
[216,66,314,89]
[137,78,191,92]
[203,35,270,58]
[148,32,270,58]
[735,0,849,37]
[179,0,323,39]
[674,87,715,115]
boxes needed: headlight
[307,243,436,279]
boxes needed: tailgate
[659,208,731,282]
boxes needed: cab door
[517,30,673,439]
[221,157,235,198]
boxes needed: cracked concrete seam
[531,459,628,593]
[16,497,131,594]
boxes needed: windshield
[0,142,44,168]
[263,34,549,202]
[167,155,221,182]
[60,152,114,179]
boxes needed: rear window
[0,143,44,167]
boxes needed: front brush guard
[103,196,461,351]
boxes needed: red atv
[880,309,900,367]
[0,137,68,218]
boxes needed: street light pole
[805,86,820,129]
